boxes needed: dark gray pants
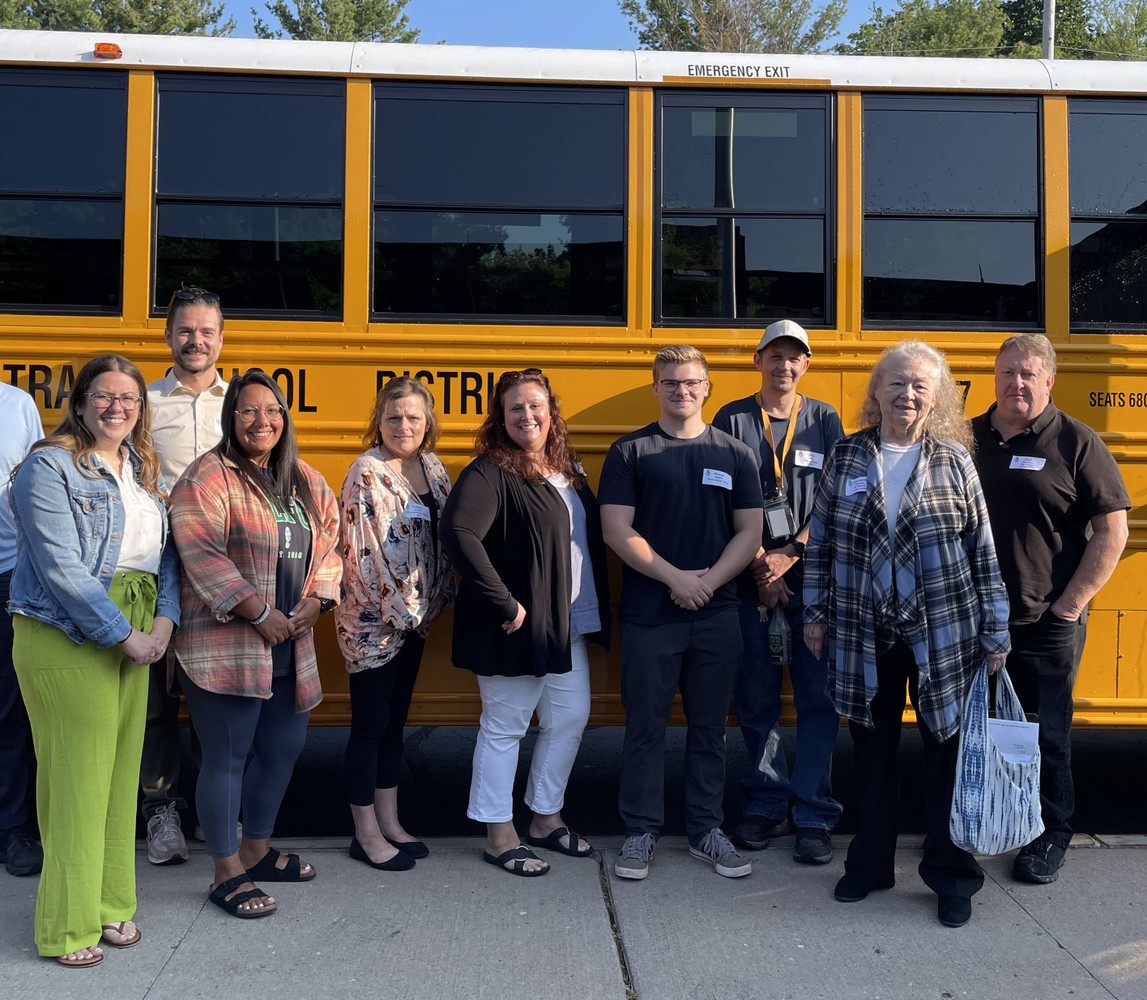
[618,608,741,841]
[0,571,35,832]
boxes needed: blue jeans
[735,596,841,830]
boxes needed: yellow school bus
[0,30,1143,725]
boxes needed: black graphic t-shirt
[269,496,313,678]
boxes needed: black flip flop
[245,847,316,882]
[483,846,550,877]
[525,826,594,858]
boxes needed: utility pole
[1042,0,1056,57]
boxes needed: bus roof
[1,28,1146,94]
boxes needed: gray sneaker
[146,802,188,865]
[615,833,656,880]
[689,828,752,878]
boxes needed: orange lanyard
[759,394,802,491]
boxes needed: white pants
[467,636,591,823]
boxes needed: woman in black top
[442,369,610,876]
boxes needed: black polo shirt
[971,402,1129,625]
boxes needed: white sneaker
[146,802,189,865]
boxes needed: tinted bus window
[373,84,626,322]
[1069,99,1147,330]
[0,70,125,312]
[863,95,1040,328]
[154,75,345,318]
[657,93,830,325]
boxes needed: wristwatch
[314,597,336,615]
[789,540,806,558]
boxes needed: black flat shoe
[349,837,415,871]
[393,839,430,860]
[833,873,893,902]
[937,894,972,927]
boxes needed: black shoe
[1012,838,1066,884]
[937,894,972,927]
[0,826,43,877]
[349,837,415,871]
[833,873,892,902]
[793,827,833,865]
[730,815,787,851]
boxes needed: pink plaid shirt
[170,451,341,712]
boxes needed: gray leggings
[177,664,310,858]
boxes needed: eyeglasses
[86,391,143,411]
[498,367,547,386]
[236,405,286,422]
[658,378,706,392]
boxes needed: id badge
[762,490,797,545]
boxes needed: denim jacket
[7,444,181,648]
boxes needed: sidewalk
[2,834,1144,1000]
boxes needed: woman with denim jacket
[169,371,340,920]
[9,355,181,969]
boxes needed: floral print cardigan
[334,447,455,672]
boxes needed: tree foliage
[0,0,234,34]
[1001,0,1091,55]
[837,0,1005,55]
[618,0,846,53]
[1090,0,1147,57]
[252,0,419,41]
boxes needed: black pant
[845,641,984,900]
[618,608,741,840]
[344,635,425,807]
[1003,610,1085,848]
[0,571,35,832]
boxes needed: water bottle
[767,604,792,667]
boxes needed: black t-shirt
[971,402,1129,625]
[269,496,313,677]
[598,422,763,624]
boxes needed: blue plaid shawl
[803,428,1011,741]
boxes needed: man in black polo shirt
[600,345,763,882]
[972,334,1129,885]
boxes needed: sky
[229,0,868,50]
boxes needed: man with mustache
[141,286,228,865]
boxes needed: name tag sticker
[793,450,824,469]
[702,468,733,490]
[1010,456,1046,471]
[845,476,867,497]
[404,500,431,521]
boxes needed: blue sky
[231,0,866,49]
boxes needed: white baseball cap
[755,320,811,356]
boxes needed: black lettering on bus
[460,371,483,415]
[55,365,75,409]
[29,364,52,407]
[3,363,25,387]
[297,369,316,412]
[436,371,457,413]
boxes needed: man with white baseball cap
[714,320,844,864]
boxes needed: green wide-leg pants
[13,571,154,956]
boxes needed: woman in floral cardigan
[336,377,454,871]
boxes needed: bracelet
[249,603,272,626]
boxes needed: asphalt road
[169,724,1147,841]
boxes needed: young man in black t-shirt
[600,345,763,881]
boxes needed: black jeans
[1003,610,1085,848]
[344,635,425,806]
[0,571,35,832]
[618,608,741,840]
[845,640,984,900]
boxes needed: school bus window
[153,74,345,319]
[372,84,625,321]
[0,69,125,313]
[656,93,830,325]
[1069,99,1147,330]
[863,95,1040,328]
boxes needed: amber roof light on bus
[94,42,123,60]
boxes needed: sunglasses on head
[498,367,547,387]
[170,287,221,307]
